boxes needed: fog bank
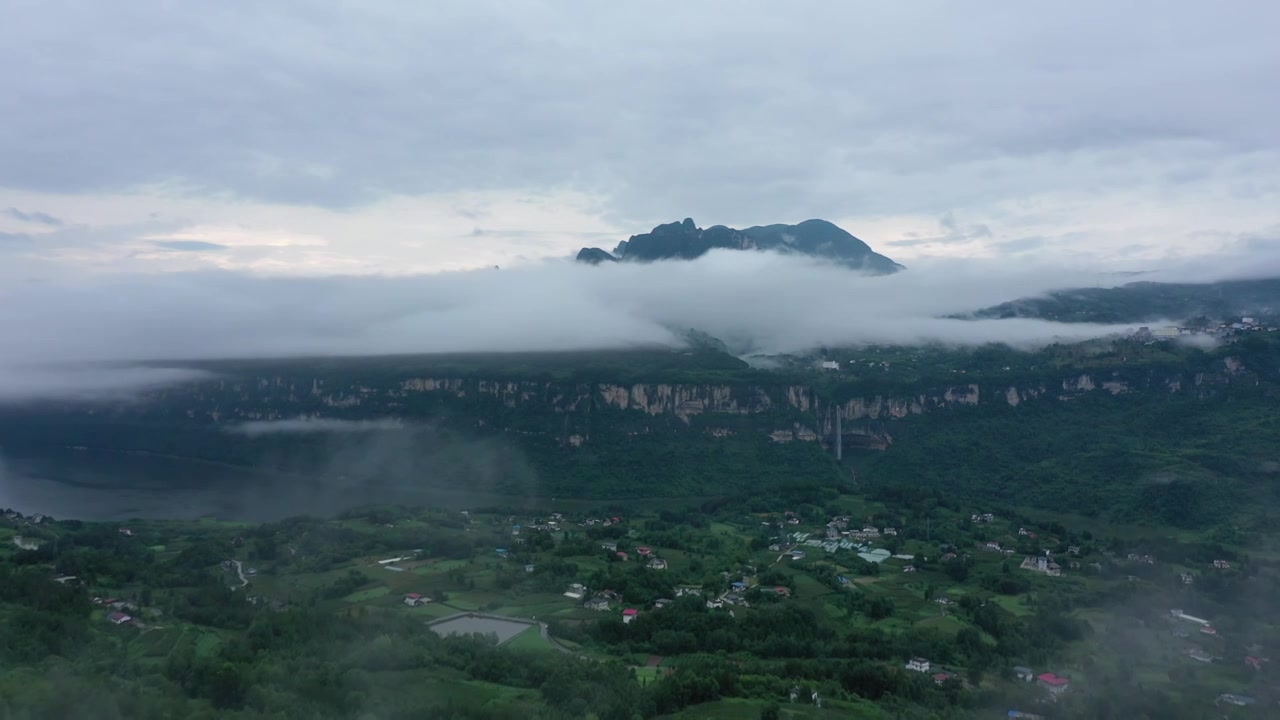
[0,250,1248,400]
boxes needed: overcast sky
[0,1,1277,279]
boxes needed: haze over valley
[2,3,1280,719]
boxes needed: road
[231,559,248,588]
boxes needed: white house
[906,658,930,673]
[564,583,587,600]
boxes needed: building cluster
[1132,316,1277,342]
[1019,554,1062,577]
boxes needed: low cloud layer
[0,251,1195,401]
[228,418,407,436]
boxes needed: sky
[0,1,1277,279]
[1,2,1279,401]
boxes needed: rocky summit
[576,218,904,274]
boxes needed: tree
[760,700,781,720]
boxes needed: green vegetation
[4,479,1276,719]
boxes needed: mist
[228,418,408,436]
[0,250,1259,401]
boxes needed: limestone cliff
[138,355,1263,452]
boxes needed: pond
[427,613,535,645]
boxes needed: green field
[342,586,391,603]
[502,625,557,653]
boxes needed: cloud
[4,208,62,226]
[227,418,407,436]
[993,236,1048,253]
[0,365,211,403]
[151,240,229,252]
[0,1,1275,241]
[0,251,1191,402]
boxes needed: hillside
[576,218,903,274]
[968,278,1280,324]
[2,336,1279,529]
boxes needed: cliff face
[135,355,1263,451]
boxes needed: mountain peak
[576,219,903,273]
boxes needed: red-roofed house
[622,608,638,624]
[636,547,652,557]
[107,611,132,625]
[617,551,630,561]
[932,672,951,685]
[404,593,428,607]
[1036,673,1070,695]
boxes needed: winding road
[231,559,248,588]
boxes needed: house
[1201,625,1217,636]
[564,583,587,600]
[1018,528,1030,537]
[837,575,850,586]
[622,608,638,624]
[932,672,951,686]
[1036,673,1070,695]
[860,526,880,538]
[404,593,429,607]
[675,585,702,597]
[118,528,134,536]
[935,597,951,606]
[906,657,930,673]
[766,586,791,598]
[495,548,508,558]
[524,563,535,573]
[1067,545,1080,555]
[882,527,898,536]
[819,360,839,370]
[1180,573,1194,585]
[647,557,668,570]
[616,551,630,561]
[825,527,840,540]
[730,581,748,592]
[1212,559,1231,569]
[903,565,916,573]
[585,597,611,611]
[107,611,132,625]
[790,549,806,561]
[654,598,672,609]
[786,517,800,525]
[1216,694,1255,707]
[601,541,618,552]
[636,547,652,557]
[706,598,724,609]
[1012,666,1034,682]
[985,542,1001,552]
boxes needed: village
[2,497,1275,715]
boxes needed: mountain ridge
[576,218,904,274]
